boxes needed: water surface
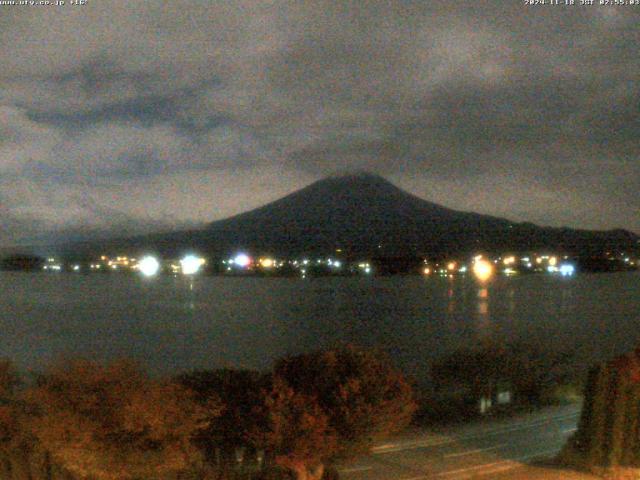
[1,272,639,382]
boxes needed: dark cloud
[0,0,638,246]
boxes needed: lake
[1,271,639,383]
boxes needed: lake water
[1,271,639,383]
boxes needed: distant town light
[473,259,494,282]
[560,264,575,276]
[234,253,251,268]
[503,256,516,265]
[260,258,275,268]
[447,262,457,271]
[181,255,205,275]
[138,256,160,277]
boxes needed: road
[337,404,596,479]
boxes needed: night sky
[1,1,638,246]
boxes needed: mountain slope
[61,173,639,259]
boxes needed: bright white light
[181,255,205,275]
[333,260,342,268]
[72,265,80,272]
[234,254,251,268]
[139,256,160,277]
[547,265,558,273]
[560,264,575,276]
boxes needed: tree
[255,346,416,479]
[251,377,337,480]
[24,358,218,480]
[563,347,640,471]
[177,369,267,464]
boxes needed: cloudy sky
[1,0,638,246]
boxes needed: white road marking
[562,427,577,434]
[435,447,561,478]
[353,447,563,480]
[372,411,579,454]
[444,443,507,458]
[338,466,373,473]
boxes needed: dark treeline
[418,339,580,424]
[0,346,416,480]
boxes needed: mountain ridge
[39,173,640,259]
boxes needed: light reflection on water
[0,272,639,384]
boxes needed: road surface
[337,404,596,479]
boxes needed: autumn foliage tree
[253,346,416,480]
[562,346,640,472]
[23,359,219,480]
[251,377,337,480]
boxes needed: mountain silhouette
[60,173,638,259]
